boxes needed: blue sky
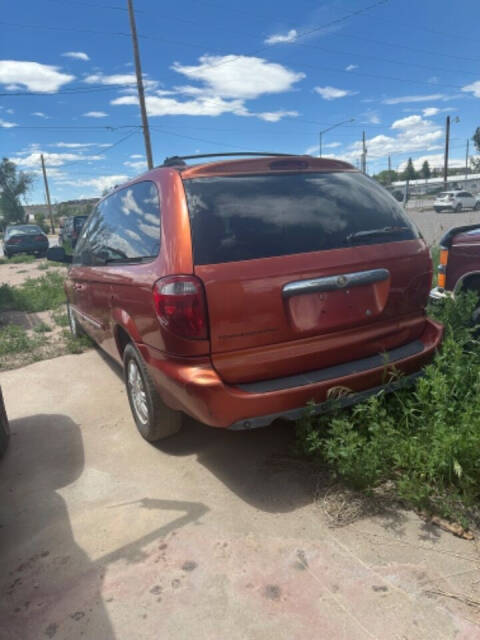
[1,0,480,203]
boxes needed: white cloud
[462,81,480,98]
[254,110,298,122]
[32,111,48,118]
[325,142,341,148]
[171,55,305,99]
[53,142,100,148]
[0,118,17,128]
[422,107,439,116]
[361,109,380,124]
[83,111,108,118]
[15,151,104,169]
[397,154,469,171]
[62,51,90,61]
[314,85,357,100]
[111,55,303,122]
[84,72,158,91]
[130,154,144,159]
[345,64,358,72]
[264,29,298,45]
[328,114,444,165]
[0,60,74,93]
[382,94,446,105]
[124,160,148,171]
[58,174,128,194]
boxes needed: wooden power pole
[40,154,55,234]
[127,0,154,170]
[465,138,470,185]
[361,131,367,174]
[443,115,450,189]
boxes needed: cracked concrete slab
[1,350,479,639]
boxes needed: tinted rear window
[184,172,419,265]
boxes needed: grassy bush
[51,306,69,327]
[37,262,50,271]
[33,321,52,333]
[0,272,65,313]
[295,292,480,525]
[0,324,44,356]
[62,329,93,354]
[8,253,36,264]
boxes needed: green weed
[295,292,480,526]
[51,306,69,327]
[8,253,36,264]
[0,272,65,313]
[33,322,52,333]
[37,262,50,271]
[62,329,93,354]
[0,324,44,356]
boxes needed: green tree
[0,158,33,229]
[472,127,480,171]
[402,157,417,181]
[420,160,431,179]
[374,169,398,186]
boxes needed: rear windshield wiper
[345,226,409,243]
[103,255,156,264]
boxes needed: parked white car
[434,190,480,213]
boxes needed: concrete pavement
[1,349,480,639]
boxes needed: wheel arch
[111,307,143,358]
[454,271,480,295]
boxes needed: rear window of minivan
[183,172,418,265]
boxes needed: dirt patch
[0,259,66,287]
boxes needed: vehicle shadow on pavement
[0,414,115,640]
[96,348,408,531]
[160,416,317,515]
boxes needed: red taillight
[35,235,44,241]
[152,275,208,340]
[8,237,21,245]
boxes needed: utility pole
[443,115,450,190]
[127,0,153,170]
[361,131,367,174]
[465,138,470,186]
[40,154,55,234]
[388,155,391,172]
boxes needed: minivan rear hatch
[183,167,431,383]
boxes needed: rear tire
[434,207,443,213]
[4,252,10,260]
[474,202,480,211]
[123,343,182,441]
[455,203,462,213]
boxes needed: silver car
[434,190,480,213]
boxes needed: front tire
[123,343,182,441]
[434,207,443,213]
[474,202,480,211]
[455,203,462,213]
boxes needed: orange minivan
[48,153,443,441]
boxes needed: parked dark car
[59,215,88,249]
[430,224,480,316]
[2,224,49,259]
[48,153,443,442]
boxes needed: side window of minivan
[73,181,161,266]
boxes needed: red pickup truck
[430,224,480,315]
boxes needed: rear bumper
[139,317,443,430]
[5,243,48,255]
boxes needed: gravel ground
[405,207,480,247]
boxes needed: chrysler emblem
[336,275,348,288]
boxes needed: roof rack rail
[162,152,301,167]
